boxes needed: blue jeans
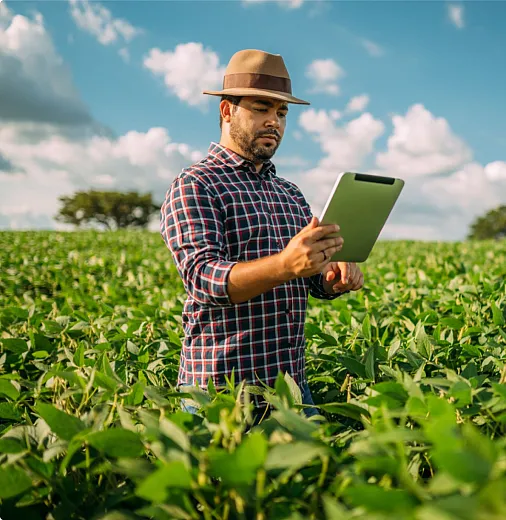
[180,379,321,419]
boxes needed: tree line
[55,189,506,240]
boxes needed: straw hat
[203,49,310,105]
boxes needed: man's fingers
[340,262,349,284]
[304,223,340,242]
[315,236,344,253]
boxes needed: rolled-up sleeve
[160,173,237,307]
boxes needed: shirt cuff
[197,259,238,307]
[308,272,348,300]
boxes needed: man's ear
[220,100,233,125]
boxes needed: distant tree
[468,205,506,240]
[55,190,160,230]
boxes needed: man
[160,49,364,422]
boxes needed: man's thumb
[306,216,319,229]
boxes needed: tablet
[318,172,405,263]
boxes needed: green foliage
[1,231,506,519]
[468,205,506,240]
[55,190,160,230]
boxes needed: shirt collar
[207,142,276,178]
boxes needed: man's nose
[265,116,281,129]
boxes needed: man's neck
[219,137,263,173]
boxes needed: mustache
[256,131,280,141]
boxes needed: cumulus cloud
[374,105,506,240]
[297,109,385,213]
[346,94,370,114]
[144,42,225,108]
[0,5,202,230]
[69,0,142,46]
[448,3,465,29]
[375,104,472,177]
[305,58,344,96]
[0,122,202,229]
[292,101,506,241]
[0,5,92,126]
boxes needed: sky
[1,0,505,241]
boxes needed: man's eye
[255,108,267,112]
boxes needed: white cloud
[0,5,202,230]
[144,42,225,108]
[0,4,92,126]
[346,94,370,113]
[68,0,143,46]
[361,39,384,57]
[242,0,304,9]
[275,156,310,168]
[448,3,465,29]
[297,109,385,213]
[118,47,130,63]
[375,104,472,177]
[305,59,344,96]
[372,104,506,240]
[485,161,506,181]
[0,122,202,229]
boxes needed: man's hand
[322,261,364,295]
[278,216,344,281]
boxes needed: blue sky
[1,0,505,240]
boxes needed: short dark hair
[219,95,242,129]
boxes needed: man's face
[228,96,288,163]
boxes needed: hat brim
[202,87,310,105]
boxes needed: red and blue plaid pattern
[160,142,342,391]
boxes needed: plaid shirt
[160,142,342,392]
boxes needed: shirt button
[285,307,290,314]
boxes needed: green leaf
[362,314,372,341]
[0,379,20,400]
[491,383,506,401]
[316,331,338,346]
[208,431,268,487]
[440,317,465,330]
[322,493,349,519]
[344,484,416,512]
[372,381,409,399]
[0,438,25,454]
[491,302,505,326]
[271,407,319,440]
[274,371,294,407]
[284,372,302,405]
[136,461,192,503]
[431,424,497,485]
[93,370,121,391]
[35,402,86,441]
[1,338,29,354]
[87,428,144,458]
[365,346,375,381]
[318,402,370,421]
[0,466,32,499]
[265,442,327,470]
[32,333,55,353]
[0,402,22,420]
[339,356,367,379]
[159,418,190,451]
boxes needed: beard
[229,117,281,163]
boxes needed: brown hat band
[223,73,292,94]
